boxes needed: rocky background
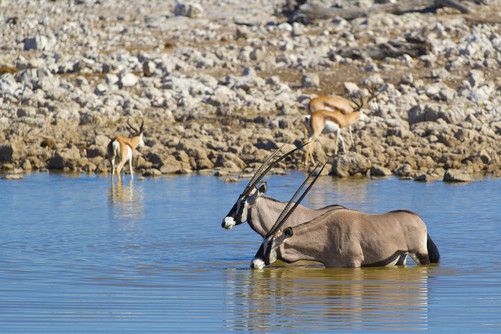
[0,0,500,182]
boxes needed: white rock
[105,74,119,85]
[95,84,108,95]
[119,72,138,87]
[0,74,18,96]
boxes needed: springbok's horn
[242,141,311,197]
[267,162,326,237]
[139,118,144,133]
[126,118,138,133]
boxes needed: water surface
[1,173,500,332]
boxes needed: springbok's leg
[129,158,134,180]
[339,132,346,154]
[111,157,116,178]
[116,159,127,181]
[334,131,340,155]
[348,127,354,147]
[305,142,315,167]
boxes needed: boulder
[407,104,455,125]
[0,144,14,162]
[301,73,320,88]
[143,168,162,177]
[331,152,370,177]
[414,173,439,182]
[443,169,472,183]
[0,142,25,162]
[160,156,183,174]
[174,2,203,18]
[47,147,81,169]
[23,35,51,51]
[394,163,414,177]
[94,135,111,148]
[369,165,392,177]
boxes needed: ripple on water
[0,174,500,332]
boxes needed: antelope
[107,118,145,180]
[222,144,345,237]
[304,86,379,166]
[251,167,440,269]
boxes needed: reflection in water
[109,180,144,220]
[224,266,430,331]
[308,177,370,209]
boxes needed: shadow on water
[108,179,144,221]
[224,265,432,331]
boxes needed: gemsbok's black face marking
[221,183,267,230]
[221,143,309,232]
[251,227,294,269]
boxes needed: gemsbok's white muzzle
[222,217,236,230]
[251,257,266,269]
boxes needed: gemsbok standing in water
[107,118,145,181]
[251,168,440,269]
[222,143,345,237]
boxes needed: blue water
[0,173,500,332]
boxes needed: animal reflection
[109,180,144,220]
[224,266,430,331]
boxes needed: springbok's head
[348,81,382,121]
[126,118,145,147]
[222,143,308,230]
[250,162,326,269]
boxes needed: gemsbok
[222,144,345,237]
[304,85,379,166]
[251,169,440,269]
[107,118,145,180]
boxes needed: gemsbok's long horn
[241,145,285,195]
[267,162,326,237]
[241,141,311,197]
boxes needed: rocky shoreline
[0,0,500,182]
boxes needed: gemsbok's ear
[284,227,294,238]
[257,182,267,194]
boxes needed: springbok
[107,118,145,180]
[251,169,440,269]
[304,86,379,166]
[222,144,345,237]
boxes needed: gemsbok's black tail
[427,234,440,264]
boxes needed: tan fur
[108,132,144,180]
[308,96,357,114]
[265,209,432,268]
[304,92,376,166]
[247,195,344,237]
